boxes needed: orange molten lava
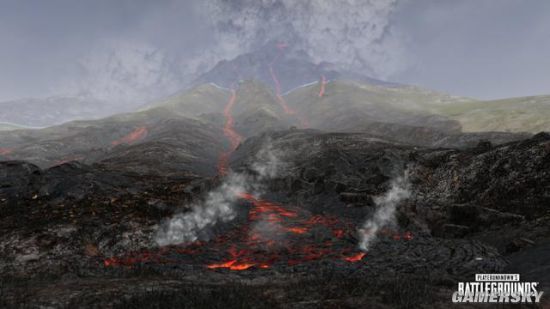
[207,260,256,271]
[268,42,310,128]
[403,231,414,241]
[217,89,243,175]
[285,227,308,234]
[53,155,85,166]
[206,192,363,270]
[269,66,295,115]
[223,89,242,150]
[206,245,266,271]
[239,193,299,221]
[112,126,148,146]
[343,252,366,263]
[0,147,14,156]
[319,75,327,97]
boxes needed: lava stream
[217,88,243,175]
[53,155,85,166]
[343,252,366,262]
[112,126,148,146]
[205,192,368,270]
[0,147,14,156]
[268,43,310,128]
[269,66,295,115]
[319,75,327,97]
[223,89,242,150]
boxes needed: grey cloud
[0,0,548,103]
[393,0,550,99]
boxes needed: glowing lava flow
[217,89,242,175]
[112,126,148,146]
[269,68,291,113]
[0,147,14,156]
[204,190,373,270]
[318,75,327,97]
[343,252,366,263]
[268,43,309,128]
[206,246,258,271]
[53,155,85,166]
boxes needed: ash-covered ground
[1,61,549,307]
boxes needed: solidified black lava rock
[1,129,549,308]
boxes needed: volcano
[1,50,550,307]
[193,41,400,94]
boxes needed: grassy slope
[286,80,550,133]
[2,80,548,142]
[431,95,550,133]
[0,123,23,131]
[284,80,471,132]
[130,83,230,121]
[0,85,232,169]
[286,80,472,111]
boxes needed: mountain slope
[0,86,232,175]
[285,79,548,135]
[285,80,469,132]
[432,95,550,133]
[0,79,543,172]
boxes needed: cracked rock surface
[1,130,549,308]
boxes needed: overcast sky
[394,0,550,99]
[0,0,548,102]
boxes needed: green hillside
[285,80,549,133]
[0,122,26,131]
[432,95,550,133]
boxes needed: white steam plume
[155,140,287,246]
[251,140,287,180]
[155,173,246,246]
[62,39,186,104]
[203,0,407,79]
[56,1,407,105]
[358,171,410,251]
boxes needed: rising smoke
[4,1,549,103]
[358,170,410,251]
[155,140,287,246]
[7,1,406,105]
[65,39,187,104]
[203,0,406,79]
[155,173,246,246]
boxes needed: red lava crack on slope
[319,74,327,97]
[112,126,148,146]
[269,42,310,128]
[0,147,14,156]
[217,89,241,176]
